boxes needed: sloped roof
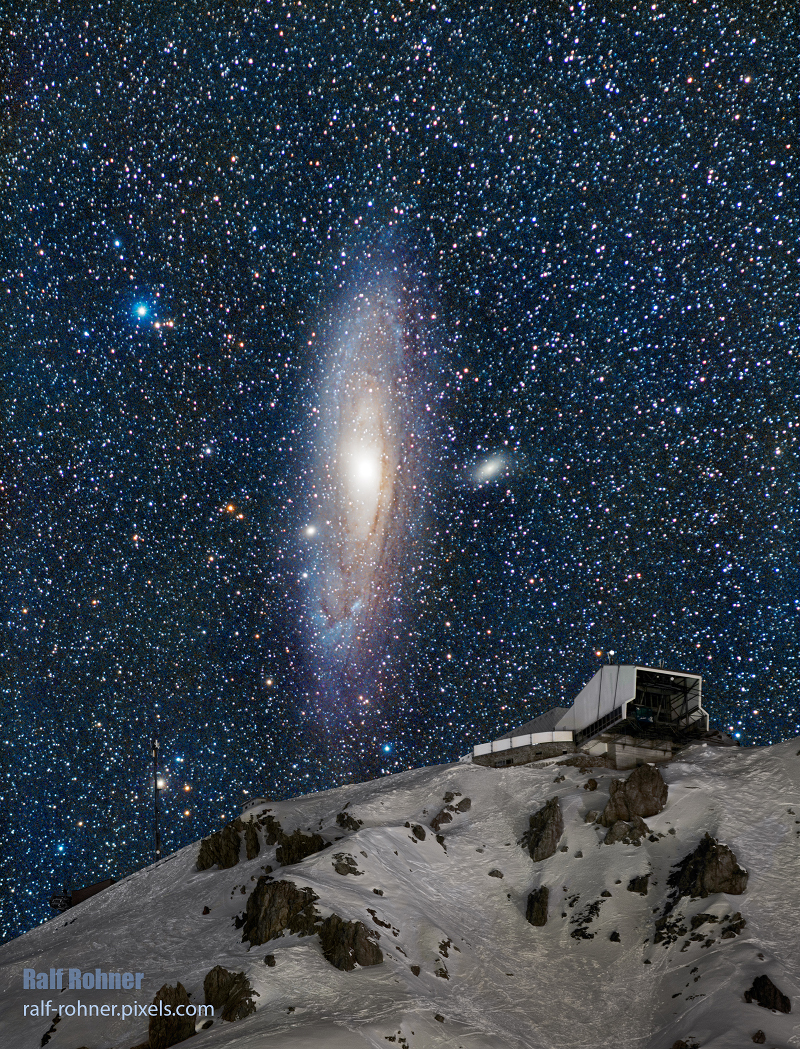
[495,706,570,740]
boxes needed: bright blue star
[136,304,148,318]
[382,744,392,753]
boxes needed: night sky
[1,0,796,941]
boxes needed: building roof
[495,707,570,740]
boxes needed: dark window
[576,706,623,744]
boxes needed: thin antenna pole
[152,737,161,861]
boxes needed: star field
[0,0,796,940]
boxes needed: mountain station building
[472,664,712,770]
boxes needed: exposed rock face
[528,797,564,861]
[526,886,548,926]
[627,874,650,895]
[203,965,257,1022]
[197,820,242,870]
[430,809,453,832]
[744,974,791,1013]
[317,915,383,971]
[244,821,260,861]
[604,815,649,845]
[275,830,328,867]
[751,1031,766,1043]
[242,878,319,946]
[332,853,362,875]
[600,764,668,827]
[261,814,283,845]
[148,982,194,1049]
[668,833,748,900]
[455,797,472,812]
[335,811,362,832]
[411,824,426,840]
[584,809,600,824]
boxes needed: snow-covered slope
[2,738,799,1049]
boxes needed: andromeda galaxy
[303,253,430,702]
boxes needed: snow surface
[2,738,799,1049]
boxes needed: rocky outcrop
[627,874,650,895]
[244,821,260,861]
[744,974,791,1013]
[275,830,328,867]
[455,797,471,812]
[526,886,548,926]
[203,965,257,1022]
[600,764,668,826]
[261,814,283,845]
[317,915,383,971]
[197,819,242,870]
[336,811,362,832]
[430,809,453,832]
[241,878,319,946]
[668,833,748,901]
[604,815,649,845]
[528,797,564,861]
[148,983,194,1049]
[332,853,362,875]
[411,824,426,840]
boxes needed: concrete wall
[473,739,576,768]
[609,735,672,769]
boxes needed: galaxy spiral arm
[301,245,435,710]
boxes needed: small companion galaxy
[0,1,796,939]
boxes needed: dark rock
[336,811,362,832]
[488,869,504,878]
[202,906,210,915]
[609,930,620,942]
[332,853,362,876]
[601,890,612,897]
[720,912,746,938]
[744,974,791,1013]
[690,913,718,931]
[526,886,549,926]
[455,797,471,812]
[233,912,246,929]
[410,964,421,976]
[264,954,276,967]
[203,965,257,1022]
[584,809,600,824]
[600,765,668,827]
[372,888,384,895]
[583,778,598,791]
[275,830,328,867]
[668,833,748,902]
[411,824,426,840]
[244,822,260,860]
[197,820,242,870]
[241,878,319,946]
[434,1014,444,1022]
[317,914,383,971]
[148,982,194,1049]
[261,814,283,845]
[430,809,453,832]
[627,874,650,895]
[604,815,649,845]
[751,1032,766,1044]
[670,1042,699,1049]
[528,797,564,861]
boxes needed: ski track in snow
[1,739,799,1049]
